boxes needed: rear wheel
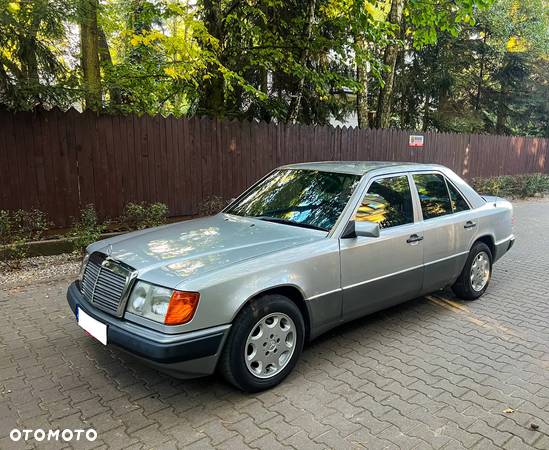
[452,241,492,300]
[219,294,305,392]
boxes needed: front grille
[81,254,133,316]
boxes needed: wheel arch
[473,234,495,259]
[234,285,312,342]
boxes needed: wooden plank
[212,117,224,197]
[20,111,40,210]
[109,115,124,212]
[76,110,97,212]
[0,111,11,209]
[175,116,190,216]
[165,116,176,213]
[10,112,31,212]
[102,114,117,218]
[119,115,132,205]
[179,116,190,216]
[45,111,68,224]
[200,117,212,204]
[62,108,81,222]
[190,117,202,215]
[132,114,144,203]
[142,114,153,203]
[0,111,19,210]
[157,114,169,207]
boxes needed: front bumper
[67,281,230,378]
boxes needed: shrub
[122,202,168,230]
[471,173,549,199]
[199,195,228,216]
[0,209,50,269]
[71,204,105,252]
[0,210,9,240]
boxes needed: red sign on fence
[409,135,424,147]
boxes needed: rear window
[447,182,470,212]
[413,173,453,219]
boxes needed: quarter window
[413,173,453,219]
[354,176,414,229]
[447,182,470,212]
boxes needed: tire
[452,241,492,300]
[219,294,305,392]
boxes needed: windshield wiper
[255,216,328,232]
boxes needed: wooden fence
[1,109,548,227]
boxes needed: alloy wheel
[244,312,296,379]
[470,251,490,291]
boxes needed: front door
[340,174,424,320]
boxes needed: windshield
[225,169,361,231]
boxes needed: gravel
[0,253,81,290]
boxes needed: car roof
[279,161,427,175]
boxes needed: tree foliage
[0,0,546,136]
[393,0,548,136]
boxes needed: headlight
[78,253,90,281]
[126,281,199,325]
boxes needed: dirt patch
[0,253,80,290]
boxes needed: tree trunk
[79,0,102,111]
[18,11,42,106]
[355,35,369,129]
[19,36,40,106]
[495,99,507,134]
[422,96,430,131]
[98,27,122,107]
[198,0,225,116]
[286,0,317,124]
[475,32,487,110]
[257,67,272,122]
[374,0,405,128]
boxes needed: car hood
[88,213,325,287]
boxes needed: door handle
[406,234,424,244]
[464,221,477,229]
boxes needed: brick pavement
[1,200,548,449]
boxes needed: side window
[354,175,414,229]
[413,173,453,220]
[447,181,470,212]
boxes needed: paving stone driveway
[1,200,548,450]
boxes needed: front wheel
[452,241,492,300]
[219,294,305,392]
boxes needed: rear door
[411,172,477,293]
[445,177,479,272]
[340,173,424,320]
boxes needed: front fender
[175,239,341,333]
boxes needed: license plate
[77,307,107,345]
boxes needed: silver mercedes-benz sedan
[67,162,515,392]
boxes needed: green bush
[71,204,105,252]
[0,210,9,240]
[122,202,169,230]
[199,195,228,216]
[471,173,549,199]
[0,209,49,269]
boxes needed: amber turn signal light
[164,291,200,325]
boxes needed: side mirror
[341,220,380,239]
